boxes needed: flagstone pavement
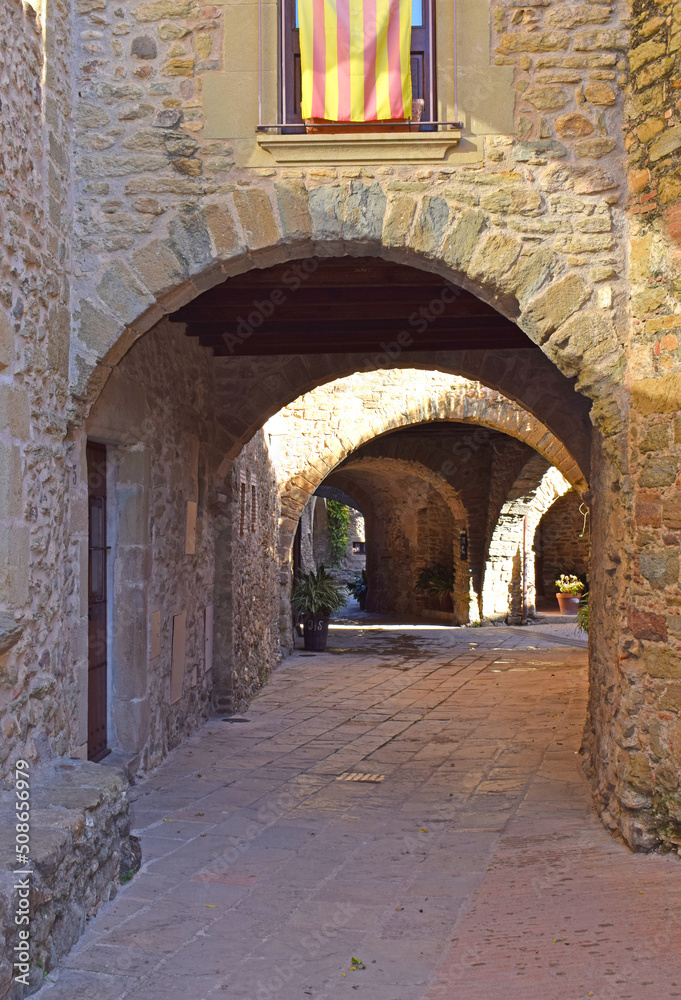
[35,617,681,1000]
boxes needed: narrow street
[36,619,681,1000]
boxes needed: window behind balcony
[282,0,435,128]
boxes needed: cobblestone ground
[36,619,681,1000]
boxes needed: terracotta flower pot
[556,593,580,615]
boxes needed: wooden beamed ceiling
[170,257,535,356]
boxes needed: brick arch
[72,181,624,432]
[275,372,588,564]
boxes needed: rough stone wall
[359,475,453,617]
[483,458,569,618]
[536,489,591,596]
[338,427,536,612]
[0,760,129,999]
[412,492,457,616]
[221,429,280,712]
[66,0,629,410]
[299,497,316,572]
[266,369,587,561]
[585,0,681,850]
[0,0,73,784]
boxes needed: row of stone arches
[58,215,666,854]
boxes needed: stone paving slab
[32,621,681,1000]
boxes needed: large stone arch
[328,455,468,523]
[64,186,640,853]
[71,180,626,432]
[321,455,470,622]
[272,371,587,565]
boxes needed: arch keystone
[308,185,346,241]
[342,181,387,243]
[411,196,451,257]
[383,193,418,248]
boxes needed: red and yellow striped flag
[300,0,412,122]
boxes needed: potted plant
[347,569,368,611]
[415,563,456,609]
[291,564,347,651]
[555,574,585,614]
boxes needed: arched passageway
[72,238,657,858]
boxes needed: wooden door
[87,441,109,761]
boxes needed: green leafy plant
[327,500,351,564]
[347,569,367,610]
[576,592,589,634]
[291,565,347,618]
[347,569,367,600]
[555,574,585,595]
[414,563,456,596]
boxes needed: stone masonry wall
[11,0,681,861]
[588,0,681,850]
[0,0,73,785]
[536,489,591,596]
[266,369,588,547]
[221,430,280,712]
[311,500,366,583]
[483,459,572,619]
[0,759,130,999]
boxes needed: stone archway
[66,198,638,849]
[270,369,588,568]
[322,456,469,622]
[482,458,572,622]
[267,367,591,641]
[72,183,624,420]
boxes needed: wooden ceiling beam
[173,256,535,358]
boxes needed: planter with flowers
[555,574,585,615]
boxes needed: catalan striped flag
[300,0,412,123]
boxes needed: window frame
[280,0,436,130]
